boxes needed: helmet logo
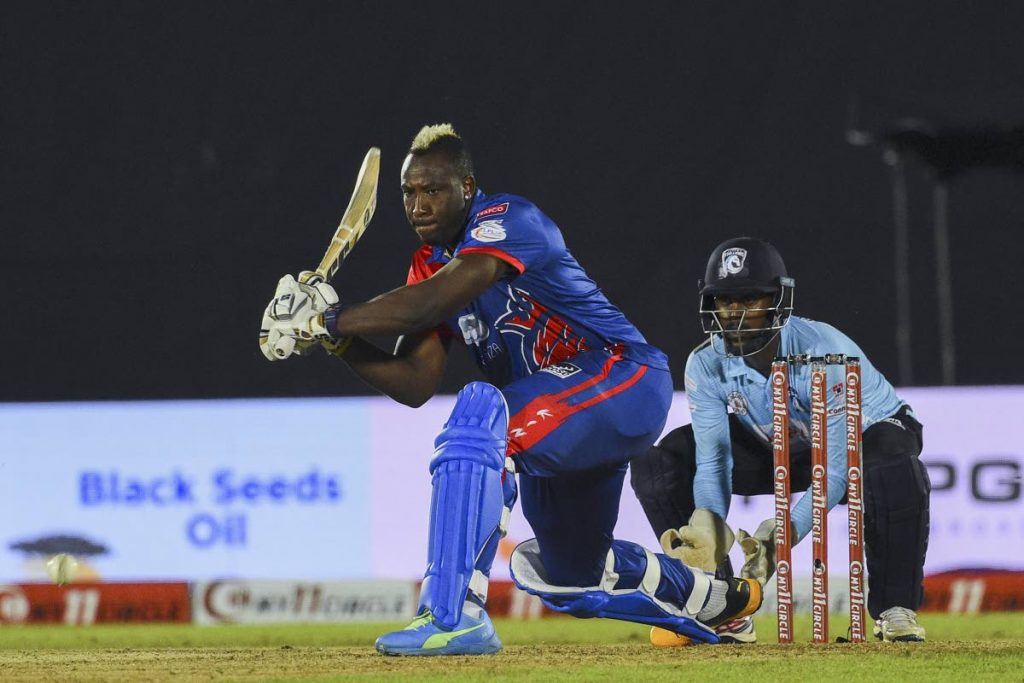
[719,247,748,278]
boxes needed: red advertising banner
[920,570,1024,613]
[0,582,190,625]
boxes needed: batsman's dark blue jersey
[407,189,668,387]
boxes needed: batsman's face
[401,152,473,247]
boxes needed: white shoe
[873,607,926,642]
[716,616,756,644]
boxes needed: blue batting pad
[420,382,516,630]
[509,538,719,644]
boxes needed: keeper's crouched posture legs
[375,382,517,656]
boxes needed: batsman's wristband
[324,335,354,359]
[322,303,348,340]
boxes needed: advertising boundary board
[0,387,1021,583]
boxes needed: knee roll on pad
[420,382,517,629]
[509,538,718,644]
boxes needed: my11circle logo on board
[78,468,343,548]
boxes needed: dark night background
[3,2,1023,402]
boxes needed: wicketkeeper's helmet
[698,237,795,353]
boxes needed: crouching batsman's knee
[509,539,723,644]
[375,382,517,656]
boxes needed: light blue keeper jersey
[684,316,909,543]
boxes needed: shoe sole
[875,633,926,643]
[718,632,757,644]
[376,640,502,656]
[650,628,695,648]
[649,626,757,647]
[649,579,764,648]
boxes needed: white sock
[462,600,483,619]
[697,578,728,622]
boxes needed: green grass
[0,614,1021,682]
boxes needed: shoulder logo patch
[470,219,506,243]
[475,202,509,219]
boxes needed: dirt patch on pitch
[1,641,1022,682]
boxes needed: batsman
[259,126,762,655]
[630,237,931,644]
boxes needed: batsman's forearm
[330,253,506,337]
[332,337,441,408]
[333,283,450,338]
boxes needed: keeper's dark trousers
[629,407,930,618]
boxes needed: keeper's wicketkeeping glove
[736,518,783,585]
[659,508,735,573]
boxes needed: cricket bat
[260,146,380,358]
[313,146,382,281]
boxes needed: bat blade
[315,146,381,280]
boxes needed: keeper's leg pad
[864,451,931,613]
[419,382,517,630]
[509,538,719,644]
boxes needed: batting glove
[259,273,340,360]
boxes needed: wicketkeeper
[630,237,931,643]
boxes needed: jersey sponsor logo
[458,313,489,346]
[475,202,510,219]
[718,247,748,278]
[540,362,581,379]
[495,286,590,371]
[470,220,506,243]
[727,390,748,415]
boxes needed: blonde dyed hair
[410,123,461,151]
[408,123,474,176]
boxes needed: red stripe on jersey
[458,246,525,274]
[407,245,453,341]
[507,354,648,455]
[407,245,445,285]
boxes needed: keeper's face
[401,151,474,248]
[714,292,776,344]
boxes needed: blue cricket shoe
[374,609,502,656]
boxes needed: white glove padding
[260,299,300,361]
[259,274,340,360]
[296,271,340,311]
[659,508,735,573]
[267,274,338,323]
[260,325,320,361]
[736,518,779,585]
